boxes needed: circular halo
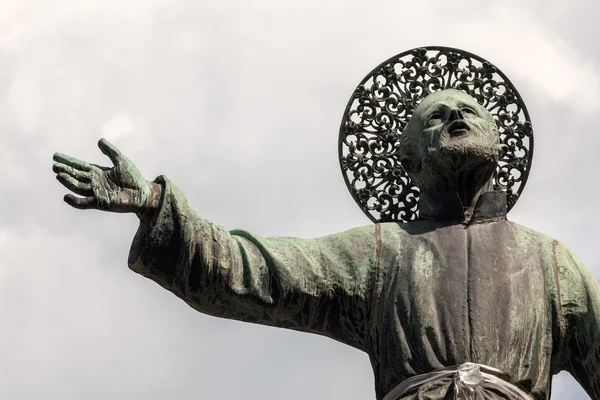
[338,46,533,223]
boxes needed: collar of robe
[417,191,507,224]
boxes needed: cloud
[1,0,598,399]
[455,3,600,112]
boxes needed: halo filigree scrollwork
[339,46,533,223]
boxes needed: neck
[418,162,496,221]
[420,179,494,220]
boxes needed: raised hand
[53,138,161,214]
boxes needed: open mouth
[447,120,470,137]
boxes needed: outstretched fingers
[56,173,94,197]
[98,138,122,165]
[64,194,96,210]
[53,153,93,172]
[52,162,91,182]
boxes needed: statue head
[399,89,504,193]
[340,47,534,222]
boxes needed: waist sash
[383,363,534,400]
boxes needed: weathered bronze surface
[52,49,600,400]
[339,47,532,223]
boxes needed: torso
[368,220,558,400]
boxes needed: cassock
[128,176,600,400]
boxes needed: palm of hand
[53,139,151,213]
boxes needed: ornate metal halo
[339,46,533,223]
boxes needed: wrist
[147,182,163,209]
[137,182,163,221]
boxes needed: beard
[410,135,503,195]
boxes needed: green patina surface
[127,177,600,400]
[52,89,600,400]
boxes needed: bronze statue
[52,47,600,400]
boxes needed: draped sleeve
[128,176,379,350]
[556,242,600,399]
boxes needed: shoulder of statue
[502,219,558,243]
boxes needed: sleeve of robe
[555,241,600,399]
[127,176,379,351]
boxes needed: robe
[128,176,600,400]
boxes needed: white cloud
[103,115,134,141]
[456,3,600,112]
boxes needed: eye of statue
[426,112,442,126]
[461,107,477,116]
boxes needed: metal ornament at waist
[383,362,534,400]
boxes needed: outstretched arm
[53,139,378,350]
[129,176,377,349]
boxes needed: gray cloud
[1,0,598,398]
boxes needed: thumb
[98,138,122,165]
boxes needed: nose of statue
[448,108,464,122]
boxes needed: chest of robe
[371,220,555,399]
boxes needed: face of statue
[400,89,502,190]
[411,89,498,156]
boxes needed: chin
[434,135,500,164]
[416,141,500,189]
[441,145,498,163]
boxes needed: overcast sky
[1,0,599,399]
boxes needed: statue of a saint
[51,48,600,400]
